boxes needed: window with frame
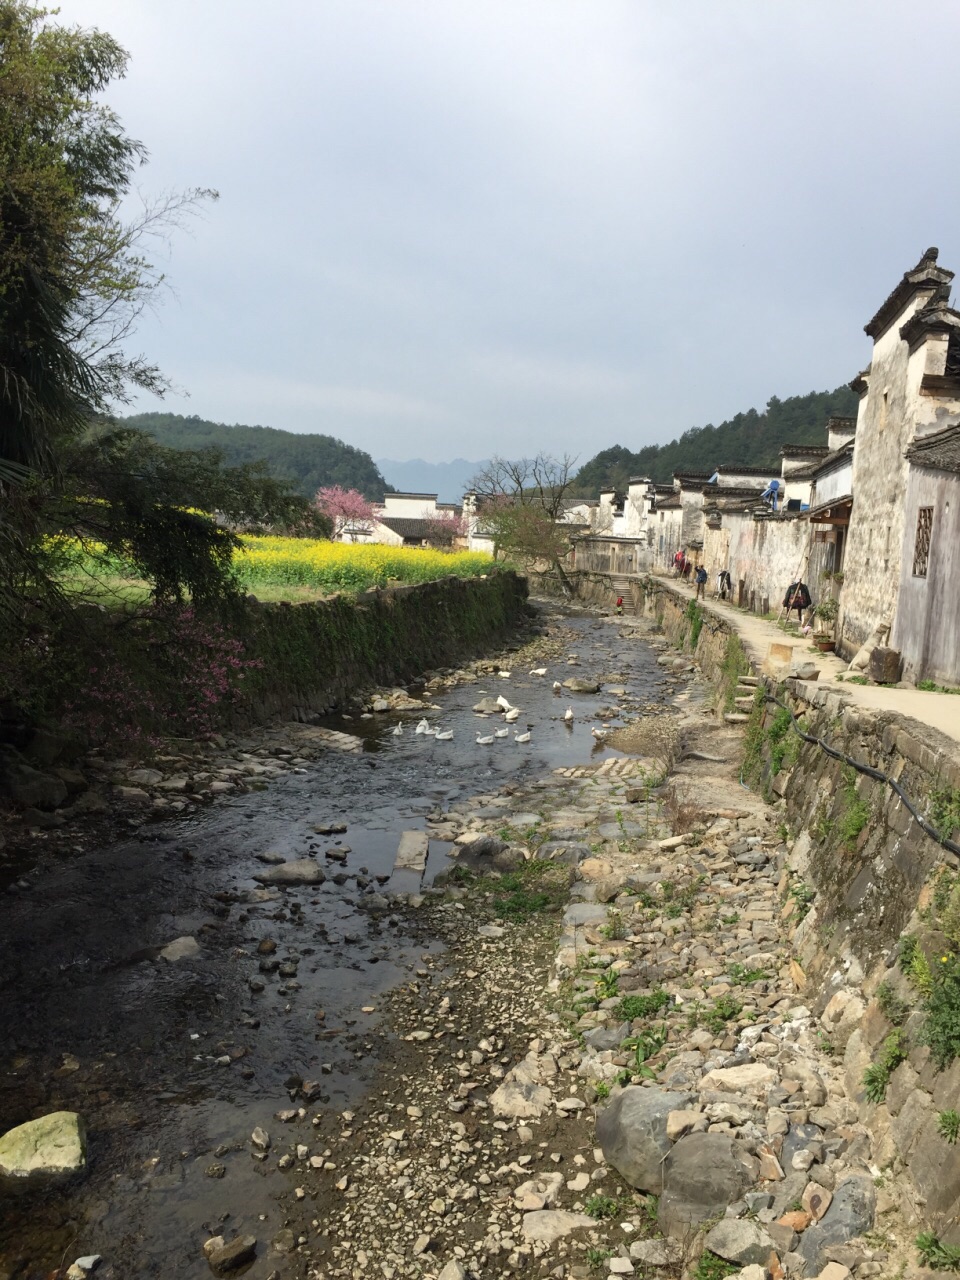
[913,506,934,577]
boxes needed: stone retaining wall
[638,575,960,1240]
[238,570,530,723]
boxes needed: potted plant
[813,596,839,651]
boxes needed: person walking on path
[783,579,811,626]
[694,565,707,600]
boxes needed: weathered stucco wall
[572,538,653,576]
[893,465,960,685]
[724,514,809,614]
[841,292,944,655]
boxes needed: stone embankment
[261,613,913,1280]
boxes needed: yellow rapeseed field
[234,537,493,591]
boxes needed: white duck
[498,671,512,679]
[504,707,520,723]
[514,730,531,744]
[563,707,574,722]
[552,681,562,691]
[476,732,495,745]
[494,727,509,738]
[415,718,431,734]
[391,723,403,736]
[591,726,608,740]
[496,695,514,712]
[435,728,453,740]
[529,667,547,676]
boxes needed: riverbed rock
[797,1175,876,1271]
[472,698,503,714]
[0,1111,86,1183]
[596,1087,694,1192]
[437,1262,468,1280]
[252,859,325,886]
[159,936,201,962]
[562,678,601,693]
[1,761,68,811]
[705,1219,776,1266]
[204,1234,257,1274]
[490,1078,552,1119]
[520,1209,595,1243]
[820,991,865,1051]
[699,1062,778,1097]
[657,1132,756,1236]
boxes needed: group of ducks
[389,665,608,747]
[391,718,453,740]
[474,693,529,745]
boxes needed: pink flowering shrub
[60,604,263,753]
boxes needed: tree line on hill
[125,413,393,502]
[570,386,859,494]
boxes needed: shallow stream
[0,606,673,1279]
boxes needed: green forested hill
[571,386,859,494]
[122,413,392,500]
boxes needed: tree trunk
[552,555,575,597]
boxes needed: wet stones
[203,1234,257,1275]
[252,859,325,886]
[0,1111,86,1184]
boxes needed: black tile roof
[905,423,960,475]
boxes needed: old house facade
[840,248,960,657]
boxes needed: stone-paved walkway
[653,574,960,755]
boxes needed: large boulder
[797,1175,876,1271]
[596,1087,694,1193]
[252,859,325,886]
[562,678,601,694]
[657,1132,757,1237]
[704,1220,776,1267]
[0,1111,86,1184]
[0,760,67,811]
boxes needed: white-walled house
[338,492,469,548]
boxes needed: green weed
[875,980,909,1026]
[789,880,816,921]
[618,989,671,1021]
[922,953,960,1069]
[585,1194,620,1220]
[595,969,621,1001]
[938,1110,960,1144]
[729,963,770,985]
[586,1248,614,1269]
[916,1232,960,1271]
[931,788,960,843]
[862,1030,908,1103]
[703,994,743,1036]
[693,1251,739,1280]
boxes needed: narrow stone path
[656,573,960,751]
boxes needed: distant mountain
[376,457,488,504]
[571,386,859,495]
[122,413,392,501]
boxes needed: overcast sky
[54,0,960,463]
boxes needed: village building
[837,247,960,679]
[339,492,466,548]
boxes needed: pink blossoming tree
[314,486,375,541]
